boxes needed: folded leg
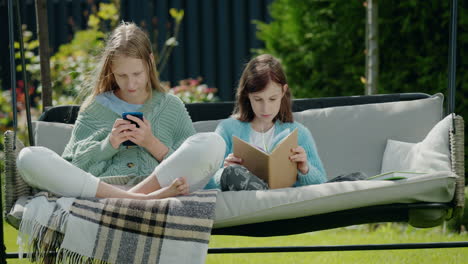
[130,132,226,194]
[17,146,100,197]
[220,164,269,191]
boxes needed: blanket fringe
[18,217,64,264]
[57,248,110,264]
[18,219,109,264]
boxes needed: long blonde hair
[80,22,166,110]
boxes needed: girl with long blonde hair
[17,22,226,199]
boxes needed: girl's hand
[224,153,243,167]
[109,118,137,149]
[124,115,169,161]
[124,115,156,149]
[290,146,309,174]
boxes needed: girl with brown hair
[205,54,326,190]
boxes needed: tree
[365,0,378,95]
[35,0,52,109]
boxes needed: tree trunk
[35,0,52,109]
[365,0,379,95]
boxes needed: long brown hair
[79,22,165,110]
[233,54,293,122]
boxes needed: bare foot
[145,177,189,199]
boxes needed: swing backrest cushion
[32,121,74,155]
[192,94,446,178]
[33,93,445,179]
[293,93,444,178]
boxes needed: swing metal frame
[1,0,467,262]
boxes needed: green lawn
[207,223,468,264]
[3,222,467,263]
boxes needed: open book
[367,171,427,181]
[232,128,298,189]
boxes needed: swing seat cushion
[213,172,456,228]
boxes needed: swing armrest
[451,115,465,218]
[3,131,34,224]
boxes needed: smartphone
[121,112,143,146]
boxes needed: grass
[3,221,28,264]
[3,222,467,263]
[206,224,468,264]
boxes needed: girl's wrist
[299,164,309,175]
[109,135,119,149]
[148,136,168,161]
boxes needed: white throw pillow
[381,114,452,173]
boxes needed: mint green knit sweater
[62,92,196,177]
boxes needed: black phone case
[122,112,143,146]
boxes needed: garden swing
[1,0,468,262]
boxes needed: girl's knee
[205,132,225,154]
[18,147,47,171]
[187,132,226,157]
[18,147,46,184]
[202,133,225,163]
[17,147,61,184]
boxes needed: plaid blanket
[19,190,218,264]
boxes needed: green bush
[50,28,105,103]
[256,0,468,176]
[255,0,365,98]
[49,2,117,104]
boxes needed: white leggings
[17,132,226,198]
